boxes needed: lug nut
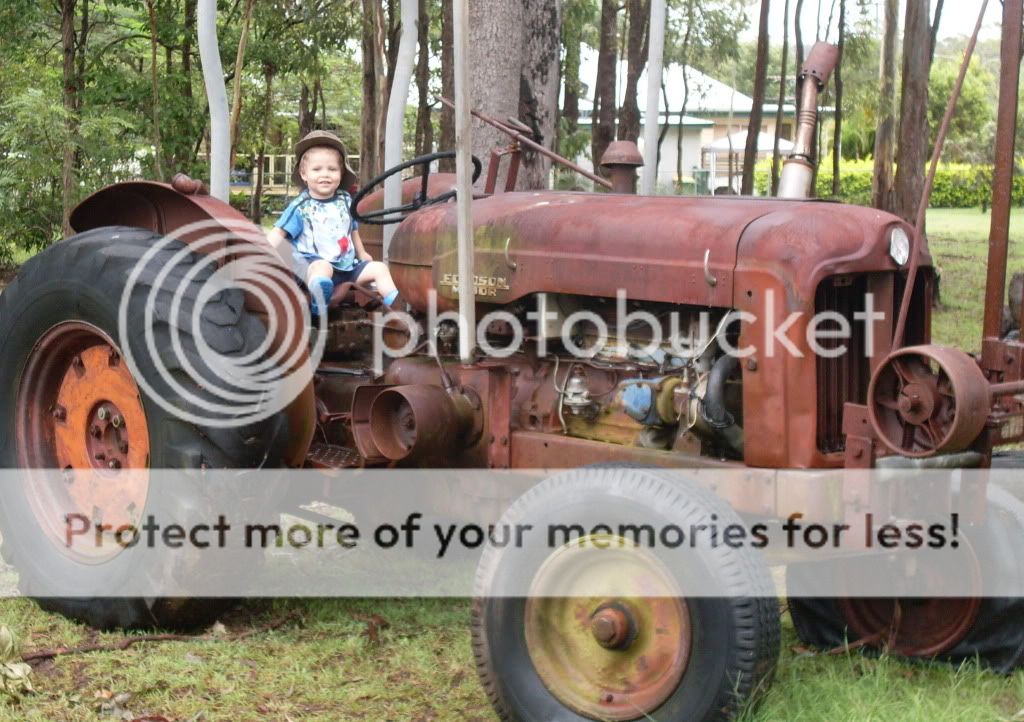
[108,459,121,470]
[119,441,129,454]
[111,415,123,428]
[51,405,66,421]
[72,356,84,369]
[97,407,108,421]
[94,452,106,461]
[89,425,102,438]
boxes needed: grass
[2,208,1024,720]
[928,208,1024,352]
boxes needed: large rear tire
[0,227,294,629]
[787,485,1024,673]
[472,467,779,721]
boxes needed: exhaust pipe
[778,42,840,199]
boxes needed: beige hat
[292,130,358,192]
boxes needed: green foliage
[755,159,1017,210]
[927,58,996,165]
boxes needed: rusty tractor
[2,7,1024,721]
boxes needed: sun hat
[292,130,358,191]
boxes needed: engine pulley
[867,345,991,458]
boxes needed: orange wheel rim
[15,322,150,562]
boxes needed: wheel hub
[16,322,150,561]
[524,535,690,721]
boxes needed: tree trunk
[361,0,387,183]
[183,0,194,100]
[617,0,649,143]
[252,62,275,225]
[831,0,844,197]
[871,0,898,211]
[299,76,321,138]
[60,0,78,238]
[893,0,931,225]
[930,0,944,64]
[592,0,619,172]
[742,0,771,195]
[439,0,454,171]
[414,0,433,158]
[229,0,256,170]
[673,0,695,185]
[468,0,524,187]
[560,1,584,152]
[519,0,562,189]
[771,0,790,195]
[146,0,164,180]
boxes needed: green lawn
[928,208,1024,352]
[2,208,1023,721]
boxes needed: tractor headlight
[889,227,910,266]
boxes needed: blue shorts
[292,253,370,287]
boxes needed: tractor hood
[388,190,918,312]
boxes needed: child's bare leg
[355,261,399,302]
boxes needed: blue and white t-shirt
[274,190,360,271]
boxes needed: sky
[740,1,1004,44]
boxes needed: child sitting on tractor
[267,130,400,316]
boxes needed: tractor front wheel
[472,467,780,722]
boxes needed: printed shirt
[274,190,360,271]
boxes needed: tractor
[2,17,1024,722]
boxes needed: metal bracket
[703,249,718,287]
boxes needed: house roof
[577,45,796,118]
[704,130,794,153]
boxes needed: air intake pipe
[777,42,840,199]
[368,384,481,463]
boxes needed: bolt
[747,359,758,372]
[72,356,84,369]
[51,405,66,421]
[108,350,120,366]
[108,459,121,470]
[590,607,632,650]
[119,440,129,454]
[89,425,102,438]
[111,415,123,429]
[94,452,105,461]
[97,407,108,421]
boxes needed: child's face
[299,147,343,199]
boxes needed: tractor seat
[328,281,384,311]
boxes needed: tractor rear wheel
[472,467,779,722]
[787,486,1024,672]
[0,227,294,629]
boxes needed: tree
[742,0,770,195]
[831,0,844,198]
[893,0,937,225]
[361,0,387,183]
[927,57,994,164]
[591,0,619,170]
[413,0,433,158]
[519,0,562,188]
[617,0,649,143]
[871,0,897,210]
[770,0,789,195]
[439,0,454,171]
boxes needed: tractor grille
[814,271,930,454]
[815,276,871,454]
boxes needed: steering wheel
[350,151,482,225]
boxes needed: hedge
[754,163,1022,209]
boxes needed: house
[575,47,798,192]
